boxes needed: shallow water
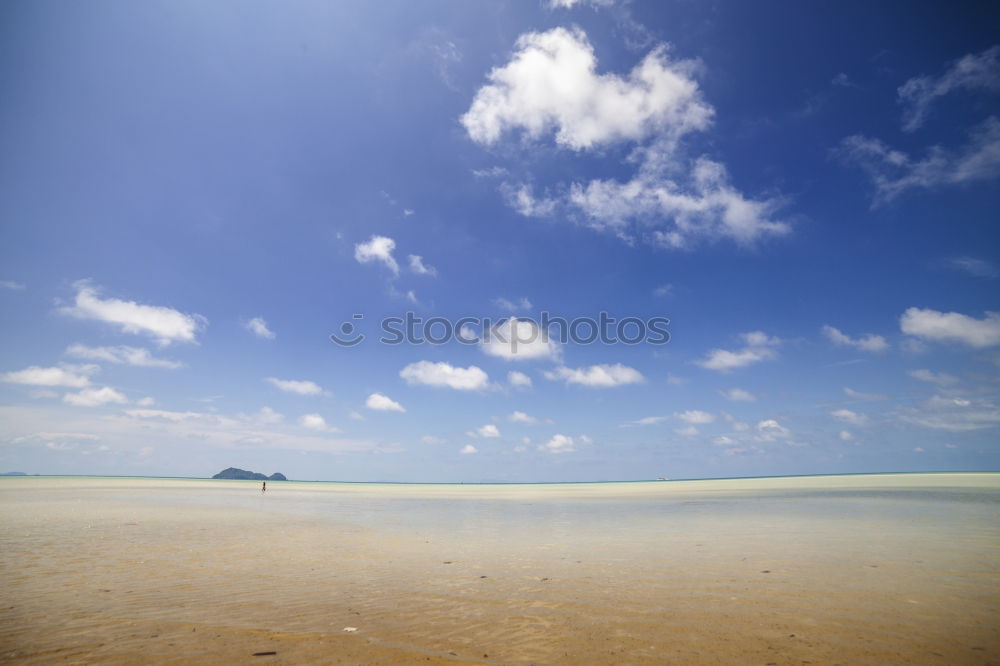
[1,474,998,664]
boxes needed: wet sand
[1,474,998,664]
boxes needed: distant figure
[261,481,266,493]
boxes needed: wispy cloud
[898,46,1000,131]
[908,368,959,386]
[696,331,781,372]
[507,371,532,389]
[65,344,183,369]
[837,117,1000,205]
[265,377,326,396]
[494,296,532,312]
[719,388,755,402]
[2,364,95,388]
[821,325,888,352]
[64,386,128,408]
[843,387,888,402]
[244,317,276,340]
[944,256,998,278]
[408,255,438,276]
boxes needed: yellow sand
[1,474,998,664]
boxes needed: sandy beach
[1,473,998,664]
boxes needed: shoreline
[2,474,998,664]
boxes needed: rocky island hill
[212,467,287,481]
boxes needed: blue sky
[1,0,998,481]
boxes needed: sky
[1,0,998,482]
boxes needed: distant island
[211,467,287,481]
[1,472,28,476]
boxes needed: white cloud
[821,325,888,353]
[900,307,1000,348]
[265,377,326,396]
[901,338,929,355]
[480,317,560,361]
[831,409,869,426]
[837,117,1000,205]
[508,371,533,389]
[245,317,275,340]
[494,296,533,311]
[349,410,364,421]
[674,410,715,424]
[623,415,667,426]
[539,433,575,453]
[0,281,25,290]
[299,413,329,431]
[102,406,369,453]
[908,369,959,386]
[899,395,1000,432]
[839,430,854,441]
[832,72,854,88]
[136,396,156,407]
[567,154,790,249]
[251,406,283,425]
[898,46,1000,132]
[59,281,205,346]
[696,331,780,372]
[500,183,558,217]
[12,431,99,445]
[421,435,446,445]
[464,27,786,250]
[946,256,998,278]
[509,411,538,424]
[65,344,183,369]
[400,361,490,391]
[544,363,644,388]
[462,27,712,150]
[469,424,500,438]
[653,284,674,298]
[843,386,889,401]
[408,255,438,276]
[354,235,399,275]
[365,392,406,412]
[720,388,755,402]
[125,408,205,422]
[2,365,94,388]
[712,435,735,446]
[674,425,699,436]
[547,0,616,8]
[755,419,791,441]
[472,166,509,179]
[665,373,687,385]
[63,386,128,407]
[459,444,478,454]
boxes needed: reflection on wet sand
[1,474,998,664]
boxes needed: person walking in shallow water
[261,481,266,493]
